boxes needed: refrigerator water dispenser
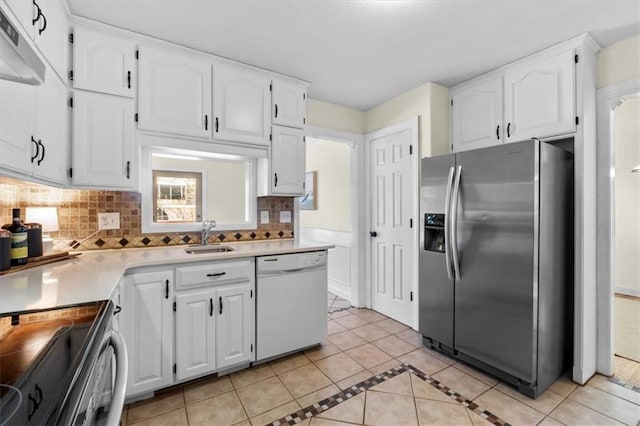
[424,213,446,252]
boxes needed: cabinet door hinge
[68,70,73,81]
[173,301,176,312]
[250,343,253,352]
[409,145,413,155]
[303,117,306,124]
[173,364,177,374]
[410,291,414,302]
[269,83,272,91]
[409,218,413,228]
[68,97,73,108]
[451,144,454,151]
[269,133,272,142]
[69,167,73,178]
[134,113,139,122]
[302,181,306,190]
[135,50,139,60]
[450,99,453,106]
[250,289,253,298]
[574,54,579,64]
[575,116,579,125]
[303,136,306,143]
[303,93,306,100]
[69,33,73,44]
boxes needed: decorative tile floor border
[266,363,512,426]
[608,376,640,393]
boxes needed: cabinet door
[0,79,36,175]
[504,50,575,142]
[122,271,174,397]
[34,72,69,184]
[175,289,216,381]
[216,281,253,370]
[33,0,69,82]
[271,125,305,195]
[213,65,270,145]
[73,27,136,98]
[4,0,35,38]
[72,91,135,188]
[138,46,211,138]
[272,79,306,129]
[451,76,503,152]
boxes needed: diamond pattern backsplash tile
[0,177,295,251]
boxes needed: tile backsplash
[0,177,294,251]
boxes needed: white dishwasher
[256,250,328,361]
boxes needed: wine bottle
[7,208,28,266]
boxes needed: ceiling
[66,0,640,111]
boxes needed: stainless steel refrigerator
[419,139,573,398]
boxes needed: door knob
[370,231,377,237]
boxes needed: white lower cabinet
[122,270,174,397]
[175,288,216,382]
[216,282,253,370]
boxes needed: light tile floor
[121,293,640,426]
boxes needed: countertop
[0,239,333,316]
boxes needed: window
[152,171,202,223]
[141,147,257,233]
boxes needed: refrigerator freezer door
[419,154,456,347]
[454,141,538,383]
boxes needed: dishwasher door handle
[258,265,325,276]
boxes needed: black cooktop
[0,301,105,425]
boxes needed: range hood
[0,6,45,85]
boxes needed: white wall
[614,97,640,293]
[364,82,450,157]
[300,138,351,232]
[597,34,640,88]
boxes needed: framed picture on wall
[299,171,317,210]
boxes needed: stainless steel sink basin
[184,245,235,254]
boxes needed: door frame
[301,125,365,307]
[364,117,420,328]
[595,78,640,376]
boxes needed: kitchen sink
[184,245,235,254]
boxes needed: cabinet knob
[219,296,223,315]
[496,125,500,140]
[127,71,131,89]
[31,136,39,163]
[32,1,41,25]
[507,122,511,138]
[38,12,47,35]
[37,140,45,165]
[370,231,378,238]
[274,104,278,118]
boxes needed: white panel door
[123,270,174,397]
[272,79,306,129]
[34,71,69,184]
[213,64,270,145]
[33,0,69,82]
[72,91,135,188]
[0,79,36,175]
[176,289,216,381]
[73,27,136,98]
[451,76,503,152]
[504,49,576,142]
[5,0,35,38]
[138,46,211,138]
[216,281,253,369]
[270,125,305,195]
[368,120,417,327]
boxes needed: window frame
[152,169,204,224]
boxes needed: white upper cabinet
[4,0,36,38]
[451,76,503,152]
[272,79,307,129]
[259,125,305,196]
[34,70,69,183]
[504,50,576,142]
[72,27,136,98]
[213,64,271,145]
[138,46,212,138]
[0,71,69,185]
[32,0,69,82]
[72,90,135,188]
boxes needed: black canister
[0,230,11,271]
[25,223,43,258]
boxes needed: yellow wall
[364,82,449,157]
[597,34,640,88]
[306,98,365,134]
[300,138,351,232]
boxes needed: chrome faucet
[201,219,217,245]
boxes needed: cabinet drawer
[176,258,254,290]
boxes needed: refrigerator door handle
[444,166,455,281]
[450,165,462,280]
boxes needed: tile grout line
[607,376,640,393]
[265,363,514,426]
[563,384,640,424]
